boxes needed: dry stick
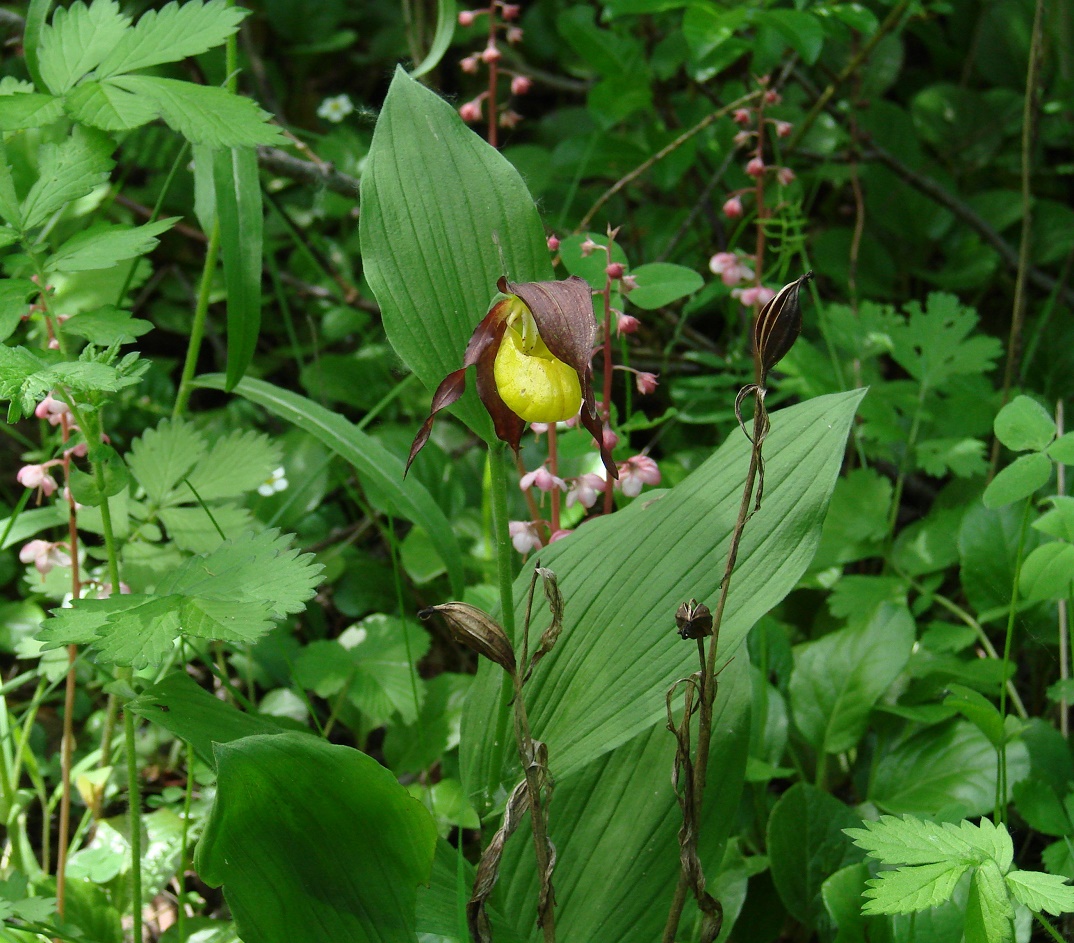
[989,0,1047,477]
[662,391,766,943]
[576,92,761,234]
[787,0,911,151]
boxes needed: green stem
[1036,912,1066,943]
[176,740,195,943]
[486,443,518,805]
[996,497,1032,824]
[174,221,221,418]
[124,698,143,943]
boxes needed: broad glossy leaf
[626,262,704,310]
[195,732,437,943]
[462,389,863,797]
[959,502,1047,618]
[194,375,465,596]
[982,453,1051,508]
[791,603,915,754]
[869,720,1029,816]
[1020,542,1074,601]
[492,653,749,942]
[767,783,865,928]
[359,67,551,443]
[128,671,285,766]
[993,395,1056,452]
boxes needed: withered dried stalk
[662,274,812,943]
[423,564,561,943]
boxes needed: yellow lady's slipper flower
[407,276,616,477]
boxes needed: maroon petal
[500,276,617,478]
[406,302,510,474]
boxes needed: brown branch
[256,146,360,200]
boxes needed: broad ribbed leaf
[360,66,552,443]
[493,654,750,942]
[214,147,264,390]
[195,733,437,943]
[462,389,863,796]
[194,374,466,596]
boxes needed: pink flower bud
[20,539,71,576]
[509,520,543,554]
[636,372,659,395]
[547,235,560,252]
[723,196,744,219]
[764,89,781,105]
[580,237,597,257]
[460,54,480,74]
[97,581,132,599]
[458,9,476,25]
[34,393,71,426]
[605,262,625,280]
[617,313,640,336]
[459,99,483,122]
[774,120,792,138]
[549,528,572,543]
[48,338,59,350]
[733,130,752,147]
[17,462,60,498]
[746,157,765,178]
[777,166,796,186]
[501,3,521,20]
[602,426,619,451]
[709,251,753,287]
[520,466,567,493]
[567,473,605,509]
[506,26,523,44]
[732,109,751,126]
[511,75,532,96]
[481,41,501,63]
[616,455,661,497]
[620,274,638,292]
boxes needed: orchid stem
[487,442,518,805]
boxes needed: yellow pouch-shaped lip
[493,324,582,423]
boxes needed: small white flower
[258,467,288,497]
[317,94,355,123]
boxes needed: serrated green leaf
[92,596,182,668]
[158,529,321,619]
[0,92,64,130]
[39,597,131,647]
[917,436,988,478]
[994,395,1056,452]
[180,595,271,644]
[38,0,130,94]
[845,814,979,866]
[109,76,285,148]
[965,860,1014,943]
[1005,869,1074,915]
[889,293,1002,389]
[956,817,1014,873]
[983,453,1051,509]
[159,503,252,553]
[214,147,264,390]
[1047,433,1074,465]
[64,80,159,131]
[184,428,281,501]
[96,0,247,78]
[626,262,704,310]
[47,218,177,274]
[62,306,153,346]
[0,143,20,227]
[862,860,970,914]
[20,126,115,231]
[127,419,208,505]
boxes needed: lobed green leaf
[862,860,970,915]
[37,0,130,94]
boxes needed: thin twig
[577,92,760,233]
[989,0,1047,476]
[256,146,360,199]
[1057,400,1069,738]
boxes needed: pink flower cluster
[457,2,528,126]
[19,539,70,576]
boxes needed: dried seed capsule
[753,271,813,380]
[421,602,516,673]
[675,599,713,640]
